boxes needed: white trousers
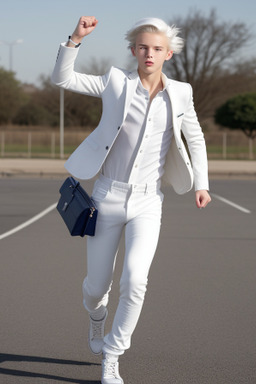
[82,174,163,355]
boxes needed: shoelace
[105,361,117,378]
[91,319,104,339]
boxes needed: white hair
[125,17,184,54]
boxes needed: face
[131,32,173,76]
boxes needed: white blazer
[52,44,209,194]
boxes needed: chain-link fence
[0,130,255,160]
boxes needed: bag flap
[59,177,79,193]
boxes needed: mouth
[145,61,154,66]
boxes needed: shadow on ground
[0,353,101,384]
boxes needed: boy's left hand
[195,190,211,208]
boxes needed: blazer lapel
[165,79,182,146]
[122,70,140,123]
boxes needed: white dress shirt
[102,79,173,185]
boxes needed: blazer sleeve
[181,84,209,191]
[51,43,110,97]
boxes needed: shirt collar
[128,70,139,80]
[129,70,169,90]
[161,73,169,90]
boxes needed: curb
[0,159,255,179]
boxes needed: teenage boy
[52,16,211,384]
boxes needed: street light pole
[60,88,65,159]
[0,39,23,71]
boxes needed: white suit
[52,44,209,193]
[52,43,209,356]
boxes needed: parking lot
[0,177,256,384]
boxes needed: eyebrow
[138,44,164,49]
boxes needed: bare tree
[80,57,111,75]
[165,9,253,118]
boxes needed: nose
[146,48,153,58]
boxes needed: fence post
[1,132,5,158]
[28,132,32,158]
[222,132,227,159]
[249,138,253,160]
[51,132,55,158]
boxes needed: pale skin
[68,16,211,208]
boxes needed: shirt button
[145,135,149,138]
[135,164,138,168]
[148,118,152,121]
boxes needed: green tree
[215,93,256,158]
[22,75,102,129]
[63,90,101,128]
[13,99,56,126]
[0,68,24,124]
[215,93,256,139]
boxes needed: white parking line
[0,191,251,241]
[0,203,57,241]
[211,193,251,214]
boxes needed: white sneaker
[101,355,124,384]
[88,309,108,355]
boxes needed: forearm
[51,43,80,87]
[181,86,209,191]
[51,44,107,97]
[190,143,209,191]
[51,15,103,91]
[51,16,107,96]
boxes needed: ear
[165,50,173,61]
[131,47,136,57]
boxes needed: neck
[138,70,163,100]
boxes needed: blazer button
[105,146,109,150]
[117,126,120,130]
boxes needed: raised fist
[71,16,98,43]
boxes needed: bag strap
[70,177,80,188]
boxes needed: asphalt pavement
[0,176,256,384]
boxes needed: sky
[0,0,255,86]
